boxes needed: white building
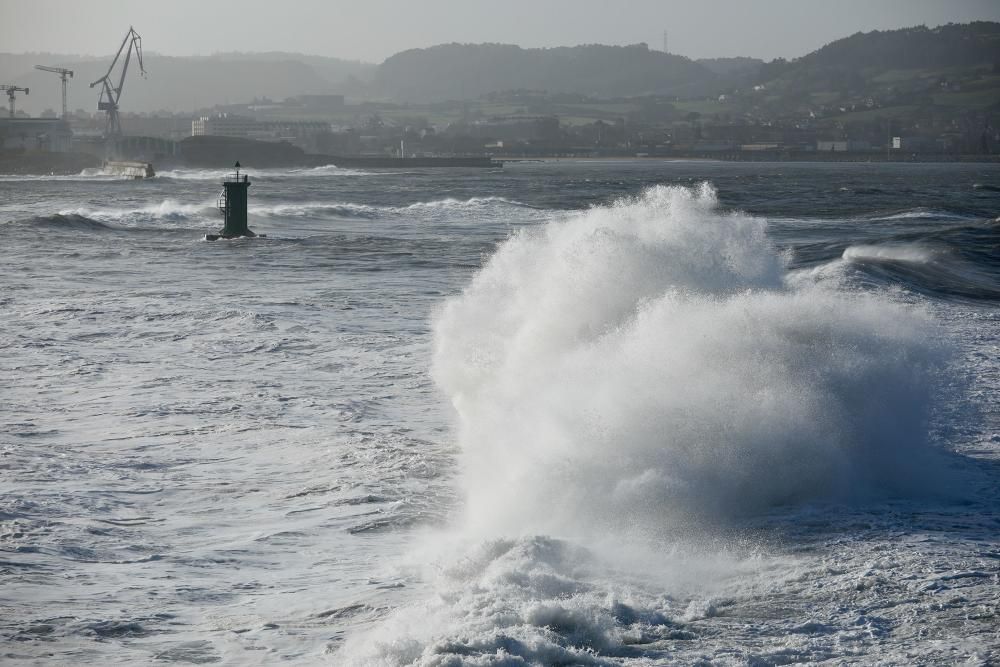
[192,114,331,145]
[191,114,265,138]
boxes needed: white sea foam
[156,165,375,180]
[403,196,533,211]
[154,168,232,181]
[286,164,376,177]
[864,208,974,222]
[843,242,942,264]
[339,533,786,666]
[265,201,382,218]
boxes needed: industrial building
[0,117,73,151]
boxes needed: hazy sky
[2,0,998,62]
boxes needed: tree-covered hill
[720,22,1000,124]
[374,43,717,101]
[772,21,1000,74]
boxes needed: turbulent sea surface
[2,161,999,665]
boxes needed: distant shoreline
[498,154,1000,165]
[2,149,999,176]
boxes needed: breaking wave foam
[264,202,381,219]
[287,164,376,177]
[59,200,217,225]
[37,196,535,228]
[860,207,977,222]
[156,165,375,180]
[403,196,536,211]
[843,242,942,264]
[339,534,772,665]
[261,196,534,220]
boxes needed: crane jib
[90,26,146,139]
[34,66,74,118]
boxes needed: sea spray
[341,183,956,664]
[433,183,951,539]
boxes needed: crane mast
[0,85,29,118]
[89,26,145,138]
[35,65,74,118]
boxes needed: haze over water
[2,161,1000,664]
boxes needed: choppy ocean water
[1,160,999,665]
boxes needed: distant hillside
[696,57,763,77]
[755,22,1000,97]
[374,43,717,101]
[1,52,374,115]
[207,52,375,86]
[777,21,1000,73]
[721,22,1000,122]
[3,22,998,118]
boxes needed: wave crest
[843,243,943,264]
[263,196,534,220]
[6,213,118,232]
[58,200,217,225]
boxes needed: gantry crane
[0,85,29,118]
[89,26,145,137]
[35,65,74,118]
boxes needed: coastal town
[1,22,998,171]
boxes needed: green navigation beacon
[207,161,264,240]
